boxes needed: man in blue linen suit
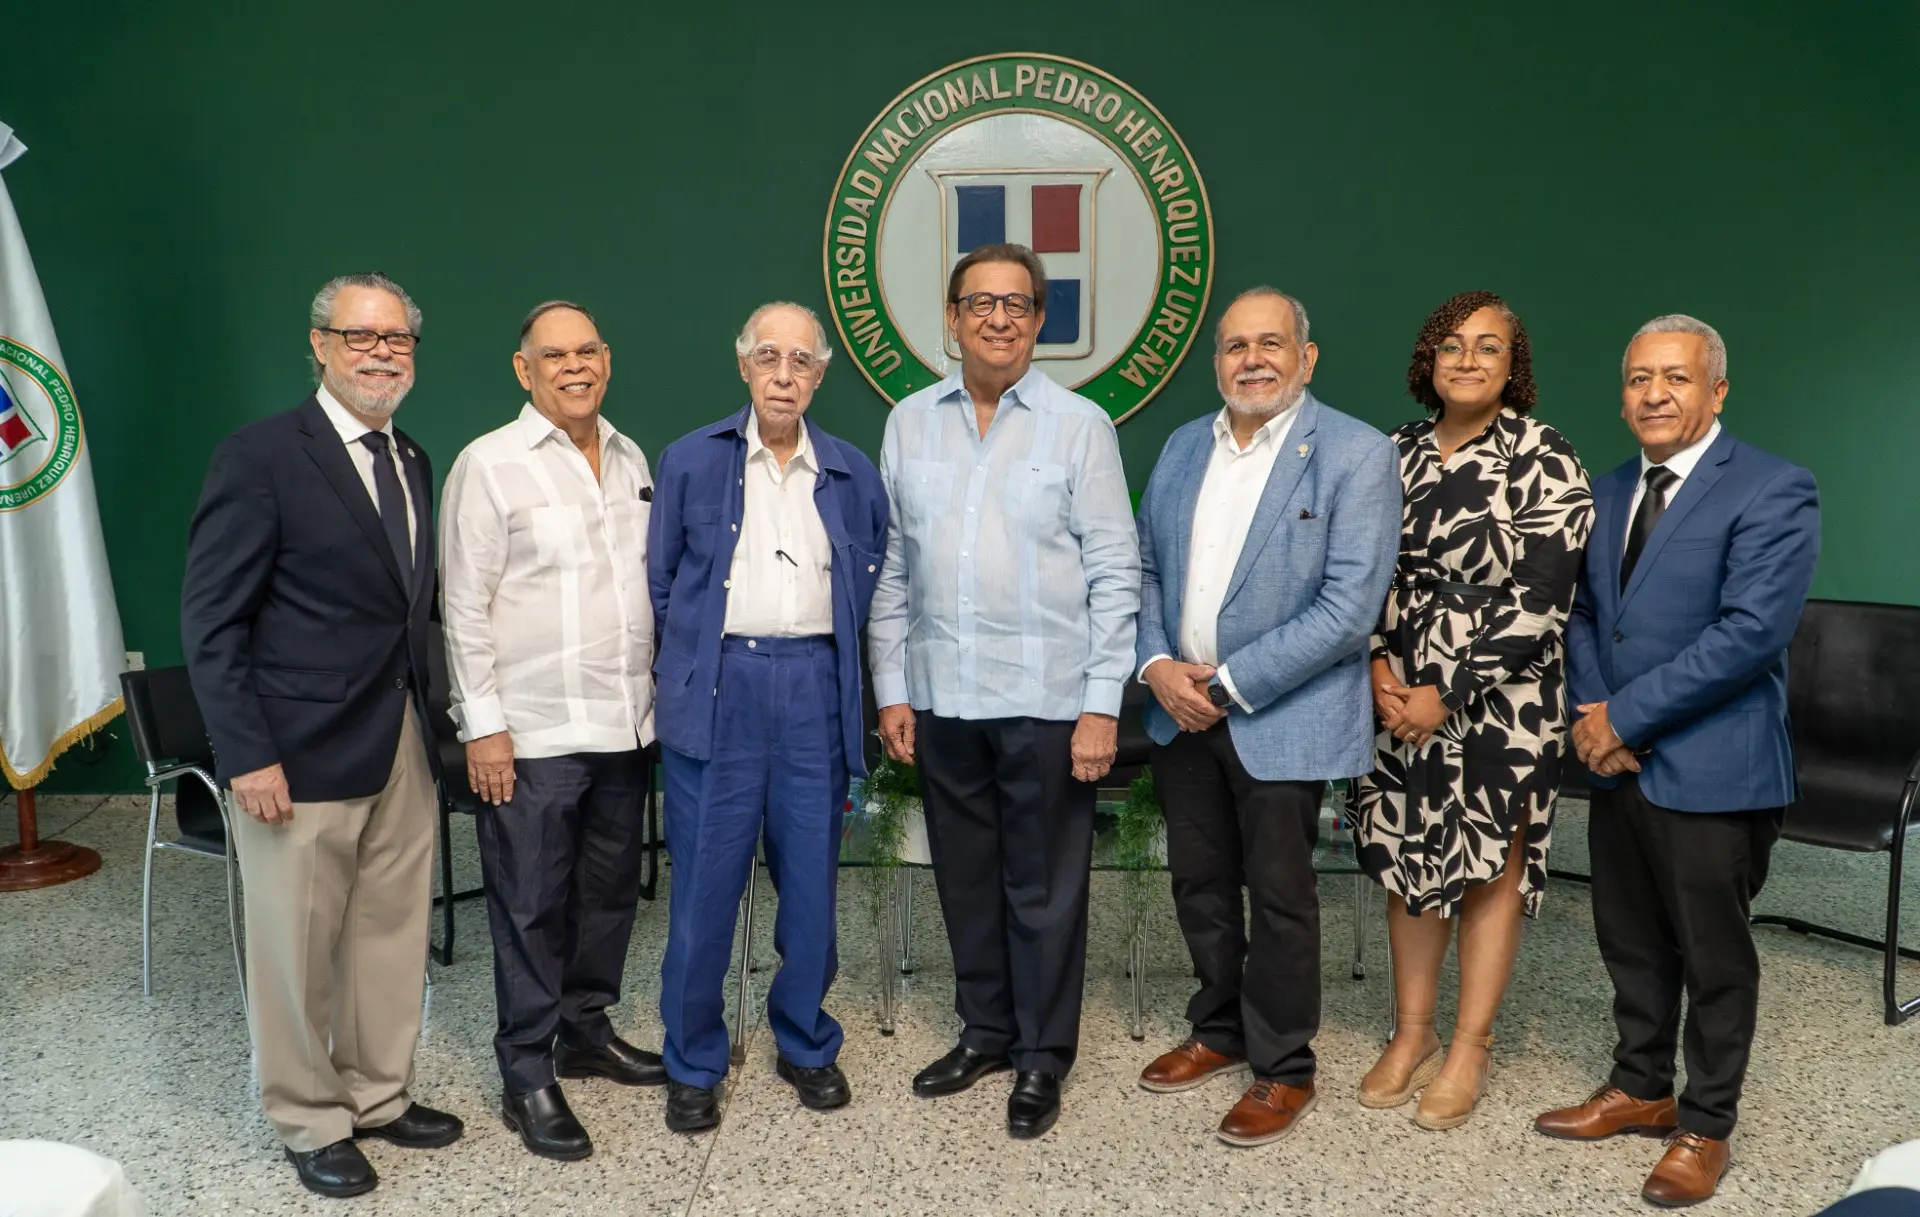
[1536,315,1819,1209]
[1132,287,1400,1147]
[648,302,889,1133]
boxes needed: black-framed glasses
[953,291,1036,319]
[319,327,421,354]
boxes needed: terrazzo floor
[3,791,1918,1216]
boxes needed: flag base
[0,840,101,890]
[1,787,101,891]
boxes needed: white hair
[308,272,422,381]
[1215,286,1310,351]
[734,301,833,364]
[1624,313,1727,383]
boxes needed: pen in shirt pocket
[637,486,652,502]
[776,549,799,567]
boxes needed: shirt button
[967,507,975,513]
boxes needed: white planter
[862,796,931,866]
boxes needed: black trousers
[1151,723,1324,1085]
[915,714,1095,1076]
[1589,776,1783,1140]
[475,748,649,1095]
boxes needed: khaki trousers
[231,703,437,1151]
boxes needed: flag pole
[0,787,102,891]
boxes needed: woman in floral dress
[1354,291,1592,1130]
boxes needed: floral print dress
[1354,409,1593,918]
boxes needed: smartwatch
[1207,678,1232,710]
[1439,689,1464,714]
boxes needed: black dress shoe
[284,1140,377,1198]
[502,1084,593,1161]
[555,1034,668,1087]
[912,1044,1013,1098]
[665,1079,722,1133]
[1008,1071,1062,1139]
[776,1057,852,1111]
[353,1102,465,1149]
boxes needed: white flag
[0,122,127,788]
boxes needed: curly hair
[1405,290,1536,416]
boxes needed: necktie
[1620,465,1679,590]
[357,431,413,580]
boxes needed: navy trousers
[659,635,848,1089]
[474,747,648,1096]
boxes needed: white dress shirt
[723,413,835,637]
[315,383,417,556]
[439,403,655,757]
[1141,403,1301,712]
[1627,419,1722,544]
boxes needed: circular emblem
[0,336,83,512]
[823,53,1214,423]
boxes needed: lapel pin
[407,447,416,458]
[1297,443,1310,458]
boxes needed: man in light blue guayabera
[1131,287,1400,1149]
[869,242,1139,1141]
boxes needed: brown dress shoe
[1217,1079,1316,1147]
[1533,1085,1678,1141]
[1642,1132,1730,1208]
[1139,1039,1246,1094]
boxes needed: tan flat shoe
[1413,1032,1494,1131]
[1358,1014,1443,1109]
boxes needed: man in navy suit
[648,302,888,1133]
[182,273,462,1199]
[1132,287,1400,1147]
[1536,315,1819,1208]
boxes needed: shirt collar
[1210,399,1299,453]
[514,401,622,452]
[315,382,394,444]
[935,363,1051,411]
[1642,419,1722,480]
[745,409,814,472]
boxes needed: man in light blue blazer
[1132,287,1400,1148]
[1537,315,1818,1208]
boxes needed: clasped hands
[1570,701,1641,778]
[1369,658,1448,748]
[878,703,1119,784]
[1143,658,1224,734]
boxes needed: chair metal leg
[1385,928,1398,1040]
[209,778,248,1015]
[732,859,758,1067]
[1883,779,1920,1026]
[879,868,900,1036]
[435,801,456,966]
[898,872,915,975]
[1129,931,1147,1043]
[140,785,161,998]
[1352,873,1369,979]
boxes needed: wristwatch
[1206,678,1232,710]
[1439,689,1464,714]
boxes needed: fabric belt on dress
[1393,576,1512,601]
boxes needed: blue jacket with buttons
[648,406,889,771]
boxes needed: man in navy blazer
[181,273,461,1199]
[1132,288,1400,1147]
[1537,315,1819,1208]
[648,302,888,1132]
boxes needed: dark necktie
[1620,465,1679,590]
[357,431,413,579]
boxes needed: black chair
[120,666,245,1009]
[1752,599,1920,1025]
[421,622,663,965]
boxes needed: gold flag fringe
[0,697,126,790]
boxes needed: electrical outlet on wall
[125,651,145,672]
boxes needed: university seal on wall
[823,53,1214,423]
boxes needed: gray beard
[324,366,410,420]
[1222,376,1306,418]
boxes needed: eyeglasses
[953,291,1036,319]
[1436,341,1511,361]
[746,344,821,379]
[319,327,420,354]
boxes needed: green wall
[8,1,1916,792]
